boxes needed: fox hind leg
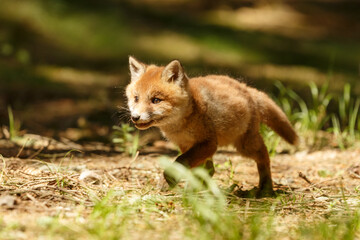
[235,132,274,197]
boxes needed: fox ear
[162,60,186,86]
[129,56,146,82]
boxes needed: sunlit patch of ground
[36,66,121,88]
[1,136,359,238]
[204,4,324,39]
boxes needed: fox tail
[259,93,299,145]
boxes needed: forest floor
[1,134,359,239]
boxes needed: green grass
[112,123,140,157]
[7,106,21,140]
[298,212,360,240]
[331,83,360,149]
[264,81,360,152]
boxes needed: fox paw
[255,188,276,198]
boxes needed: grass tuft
[112,123,140,157]
[267,81,359,151]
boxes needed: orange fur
[126,57,299,195]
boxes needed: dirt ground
[1,133,360,239]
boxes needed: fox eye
[151,98,162,104]
[134,96,139,102]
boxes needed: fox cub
[126,56,298,196]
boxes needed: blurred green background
[1,0,359,142]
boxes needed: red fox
[126,56,299,196]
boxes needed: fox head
[126,57,191,130]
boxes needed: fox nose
[131,115,140,122]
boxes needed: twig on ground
[0,154,6,183]
[29,146,45,159]
[16,138,30,158]
[299,172,312,185]
[126,151,140,169]
[25,193,48,208]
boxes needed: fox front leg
[164,140,217,187]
